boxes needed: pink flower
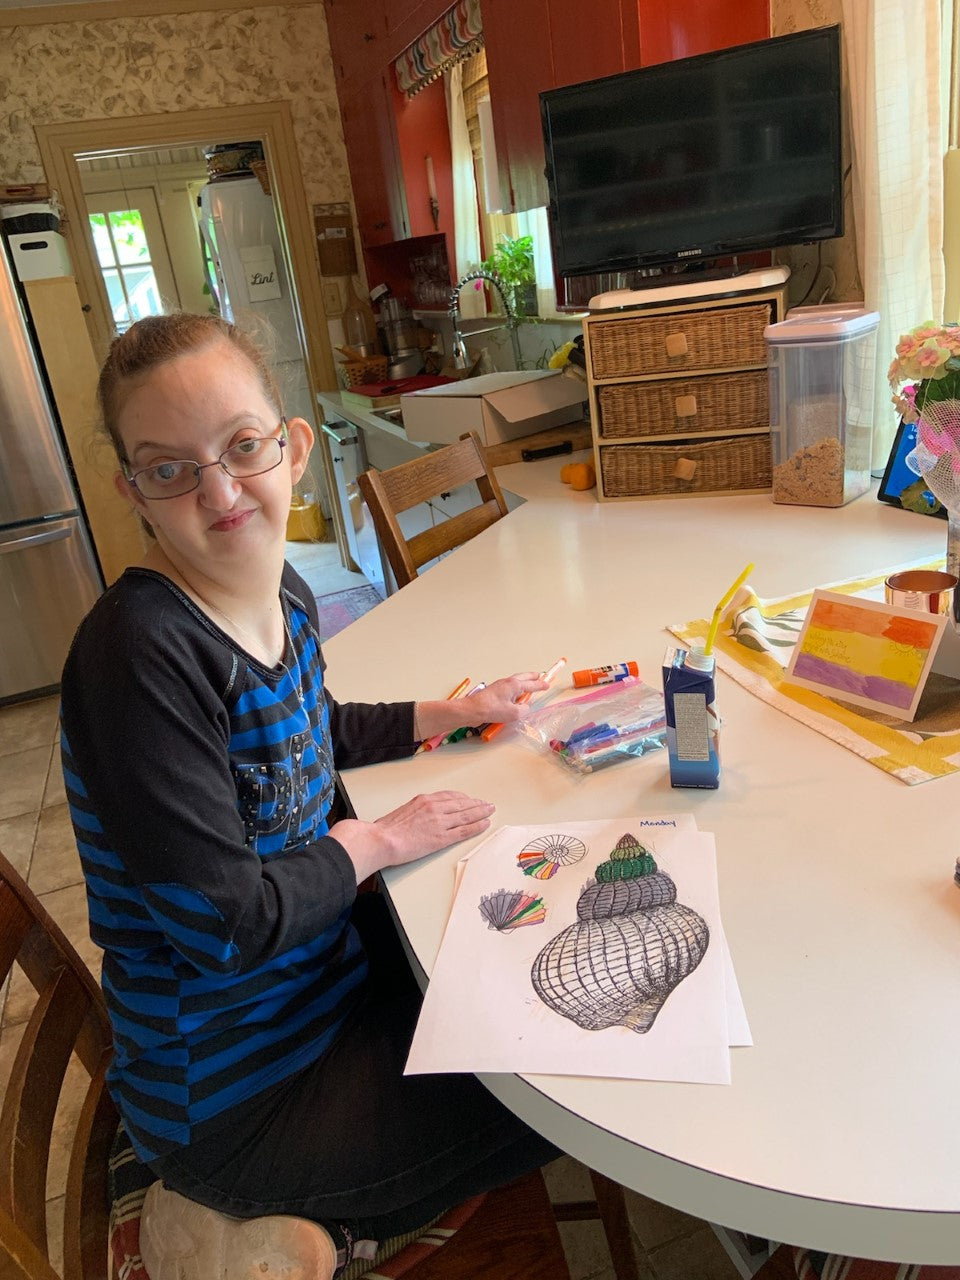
[915,337,952,371]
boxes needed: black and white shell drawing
[517,833,587,880]
[530,833,709,1034]
[478,889,547,932]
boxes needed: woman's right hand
[329,790,495,883]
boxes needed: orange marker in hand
[480,657,567,742]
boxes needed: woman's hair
[97,313,283,463]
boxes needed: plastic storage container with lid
[764,305,879,507]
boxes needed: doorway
[35,104,350,562]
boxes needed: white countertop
[323,484,960,1263]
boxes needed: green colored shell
[595,832,657,882]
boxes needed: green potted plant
[480,233,538,325]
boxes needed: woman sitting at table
[59,313,557,1279]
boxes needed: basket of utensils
[340,355,389,387]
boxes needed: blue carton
[662,647,720,789]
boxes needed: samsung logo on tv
[676,249,703,258]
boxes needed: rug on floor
[314,585,384,642]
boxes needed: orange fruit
[567,462,596,491]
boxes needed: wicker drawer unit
[583,282,788,501]
[600,435,773,499]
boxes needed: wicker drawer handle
[675,394,698,418]
[673,457,698,480]
[664,331,689,358]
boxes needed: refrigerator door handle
[0,524,71,554]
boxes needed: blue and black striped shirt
[60,565,415,1162]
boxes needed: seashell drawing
[478,889,547,932]
[531,833,708,1033]
[517,833,587,880]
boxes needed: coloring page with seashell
[405,816,747,1085]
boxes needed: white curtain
[516,206,557,317]
[445,62,485,319]
[840,0,946,466]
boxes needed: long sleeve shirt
[60,563,417,1161]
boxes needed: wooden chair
[357,430,509,589]
[0,847,118,1280]
[0,845,619,1280]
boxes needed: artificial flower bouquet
[889,322,960,510]
[889,322,960,421]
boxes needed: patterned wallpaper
[770,0,862,305]
[0,4,351,210]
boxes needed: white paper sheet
[406,816,734,1084]
[452,822,751,1048]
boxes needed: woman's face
[113,337,313,578]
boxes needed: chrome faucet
[448,269,523,371]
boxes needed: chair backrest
[357,431,509,588]
[0,847,117,1280]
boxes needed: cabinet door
[482,0,768,214]
[549,0,631,89]
[636,0,768,66]
[483,0,638,212]
[325,0,387,87]
[481,0,554,212]
[340,75,410,246]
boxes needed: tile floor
[0,631,747,1280]
[285,534,373,600]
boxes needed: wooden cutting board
[483,420,593,468]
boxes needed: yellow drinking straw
[703,562,755,656]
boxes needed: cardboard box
[400,370,588,446]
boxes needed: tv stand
[588,264,790,313]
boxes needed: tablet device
[877,417,946,518]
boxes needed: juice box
[662,647,720,789]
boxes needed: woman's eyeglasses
[125,422,288,500]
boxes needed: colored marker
[419,677,471,752]
[440,682,487,745]
[577,728,621,752]
[567,721,607,745]
[481,658,567,743]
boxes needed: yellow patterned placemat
[668,564,960,785]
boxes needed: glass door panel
[85,187,180,331]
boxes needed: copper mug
[883,569,959,615]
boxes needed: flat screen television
[540,25,843,281]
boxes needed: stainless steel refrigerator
[0,234,102,702]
